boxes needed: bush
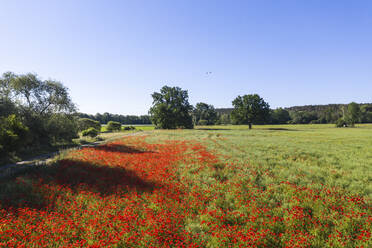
[106,121,121,132]
[336,118,348,128]
[81,127,99,138]
[78,118,101,132]
[197,119,208,126]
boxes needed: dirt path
[0,131,147,179]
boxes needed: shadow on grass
[53,159,158,194]
[0,158,159,211]
[196,128,232,131]
[263,128,299,131]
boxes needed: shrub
[81,127,99,138]
[78,118,101,132]
[106,121,121,132]
[336,118,347,128]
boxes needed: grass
[0,124,370,247]
[156,124,372,199]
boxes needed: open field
[0,124,370,247]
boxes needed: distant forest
[216,103,372,125]
[77,112,152,125]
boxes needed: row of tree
[215,103,372,125]
[149,86,272,129]
[148,85,371,129]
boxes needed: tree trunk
[248,123,252,129]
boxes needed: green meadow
[148,124,372,200]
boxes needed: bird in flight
[206,71,212,75]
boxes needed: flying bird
[206,71,212,75]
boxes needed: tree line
[215,103,372,125]
[77,112,151,125]
[149,85,372,129]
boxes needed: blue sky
[1,0,371,115]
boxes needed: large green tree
[193,102,218,125]
[231,94,270,129]
[149,86,193,129]
[7,73,76,117]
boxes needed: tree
[231,94,270,129]
[218,113,231,125]
[149,86,193,129]
[193,102,218,125]
[346,102,361,127]
[6,73,76,117]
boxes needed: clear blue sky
[1,0,371,115]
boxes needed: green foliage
[78,118,101,132]
[81,127,99,138]
[45,114,79,143]
[217,113,231,125]
[149,86,193,129]
[271,108,291,124]
[0,72,78,163]
[335,118,348,128]
[0,114,29,162]
[345,102,361,126]
[77,112,151,125]
[106,121,122,132]
[193,102,218,125]
[7,72,76,115]
[231,94,270,128]
[289,111,318,124]
[197,119,208,126]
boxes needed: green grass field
[1,124,370,247]
[155,124,372,199]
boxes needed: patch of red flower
[0,136,370,247]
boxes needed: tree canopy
[231,94,270,129]
[149,86,193,129]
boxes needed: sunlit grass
[1,124,370,247]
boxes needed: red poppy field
[0,131,371,247]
